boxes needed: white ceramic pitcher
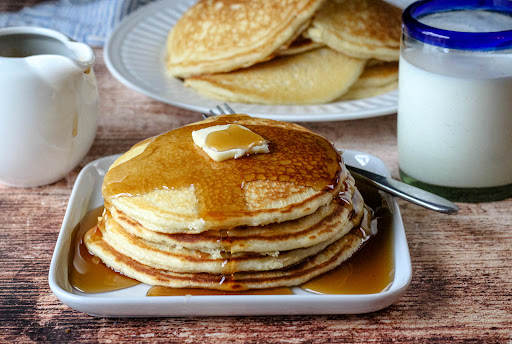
[0,27,98,187]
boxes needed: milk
[398,52,512,188]
[419,10,512,32]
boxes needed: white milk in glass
[398,11,512,189]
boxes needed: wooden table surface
[1,3,512,343]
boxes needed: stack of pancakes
[165,0,401,105]
[84,115,374,291]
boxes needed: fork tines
[201,103,236,119]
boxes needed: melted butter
[103,115,342,221]
[300,183,394,294]
[147,286,293,296]
[68,206,140,293]
[205,124,266,151]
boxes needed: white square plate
[49,150,412,317]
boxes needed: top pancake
[102,115,348,233]
[166,0,326,78]
[305,0,402,61]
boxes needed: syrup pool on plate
[68,206,140,293]
[68,183,394,295]
[301,190,394,295]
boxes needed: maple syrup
[68,116,393,295]
[68,181,394,296]
[300,181,395,295]
[102,115,342,220]
[68,206,140,293]
[300,203,394,294]
[145,185,394,297]
[146,286,293,296]
[205,124,267,151]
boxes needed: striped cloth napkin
[0,0,156,46]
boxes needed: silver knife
[346,164,458,214]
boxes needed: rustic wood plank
[0,8,511,341]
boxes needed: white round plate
[104,0,399,122]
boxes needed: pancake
[85,114,377,291]
[340,80,397,100]
[166,0,327,78]
[305,0,402,61]
[84,206,373,291]
[102,115,349,233]
[99,201,362,274]
[110,178,363,254]
[184,48,366,105]
[275,19,314,54]
[277,35,324,56]
[339,61,398,100]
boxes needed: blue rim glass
[402,0,512,51]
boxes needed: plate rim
[104,0,399,123]
[48,150,412,317]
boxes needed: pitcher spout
[0,26,95,73]
[66,41,95,72]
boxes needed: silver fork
[202,103,236,119]
[203,104,458,213]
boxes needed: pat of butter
[192,124,269,162]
